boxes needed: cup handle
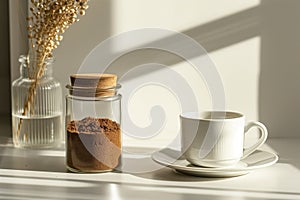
[241,121,268,159]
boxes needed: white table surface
[0,137,299,200]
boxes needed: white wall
[55,0,262,147]
[11,0,300,143]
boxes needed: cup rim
[180,111,244,121]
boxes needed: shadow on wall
[0,0,11,137]
[259,0,300,138]
[107,0,300,138]
[107,6,260,78]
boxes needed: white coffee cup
[180,111,268,168]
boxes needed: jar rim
[66,84,121,91]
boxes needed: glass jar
[11,55,63,148]
[65,74,122,173]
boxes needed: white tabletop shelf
[0,137,299,200]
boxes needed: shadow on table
[134,167,233,182]
[0,137,66,173]
[0,140,240,182]
[266,139,300,170]
[120,147,234,182]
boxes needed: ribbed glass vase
[11,55,63,148]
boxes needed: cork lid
[68,73,119,97]
[70,74,117,88]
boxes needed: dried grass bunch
[17,0,90,136]
[27,0,89,61]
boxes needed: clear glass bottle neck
[19,55,54,79]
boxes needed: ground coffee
[67,117,121,172]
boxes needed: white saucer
[152,148,278,178]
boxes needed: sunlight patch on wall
[112,0,260,33]
[210,36,261,121]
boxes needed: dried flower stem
[17,0,90,139]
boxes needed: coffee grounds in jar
[67,117,121,172]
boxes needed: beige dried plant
[17,0,90,138]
